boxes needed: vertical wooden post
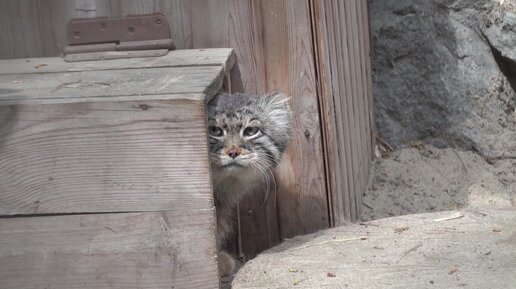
[310,0,374,224]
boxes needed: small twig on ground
[287,236,368,252]
[449,266,459,275]
[359,222,379,227]
[453,150,468,176]
[376,135,394,151]
[363,202,374,210]
[433,212,464,222]
[398,243,423,261]
[394,225,410,233]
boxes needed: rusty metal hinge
[63,13,175,62]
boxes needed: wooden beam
[0,98,214,215]
[310,0,374,223]
[0,48,235,75]
[0,209,219,289]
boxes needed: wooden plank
[0,0,114,59]
[0,48,235,75]
[355,0,371,218]
[0,66,224,104]
[0,1,55,59]
[336,0,358,221]
[0,98,213,215]
[339,0,360,220]
[274,0,329,238]
[329,0,354,222]
[187,0,267,94]
[349,0,367,219]
[235,0,282,259]
[310,0,346,225]
[0,209,219,289]
[104,0,193,49]
[364,0,376,155]
[310,0,374,224]
[343,0,360,220]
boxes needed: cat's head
[207,92,292,173]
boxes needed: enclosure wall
[0,0,374,257]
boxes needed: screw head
[128,26,135,33]
[100,22,107,30]
[73,31,81,38]
[155,18,162,25]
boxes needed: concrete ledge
[233,209,516,289]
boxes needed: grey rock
[372,0,516,157]
[481,2,516,61]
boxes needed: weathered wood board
[0,67,222,104]
[0,0,375,261]
[0,50,234,215]
[0,98,211,215]
[0,48,235,75]
[312,0,374,224]
[233,209,516,288]
[0,209,219,289]
[0,48,235,288]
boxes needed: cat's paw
[217,251,236,276]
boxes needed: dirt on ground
[233,209,516,288]
[232,145,516,288]
[361,143,516,221]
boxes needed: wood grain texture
[0,0,374,258]
[0,98,213,215]
[310,0,345,225]
[311,0,374,223]
[0,209,219,289]
[0,48,235,75]
[234,1,291,256]
[0,0,113,59]
[0,66,223,104]
[0,41,232,288]
[273,0,329,238]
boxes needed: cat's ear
[264,91,290,109]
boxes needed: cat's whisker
[248,162,273,207]
[253,162,271,194]
[258,158,279,207]
[254,159,278,207]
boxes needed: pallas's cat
[207,92,292,275]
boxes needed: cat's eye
[243,127,259,137]
[209,126,223,137]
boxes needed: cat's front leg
[217,251,236,276]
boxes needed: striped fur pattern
[207,92,292,274]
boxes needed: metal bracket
[64,13,175,62]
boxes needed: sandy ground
[361,144,515,221]
[233,209,516,288]
[232,144,516,288]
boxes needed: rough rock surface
[481,1,516,63]
[372,0,516,157]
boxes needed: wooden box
[0,48,234,289]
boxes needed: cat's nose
[227,149,240,159]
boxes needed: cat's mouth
[222,162,245,169]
